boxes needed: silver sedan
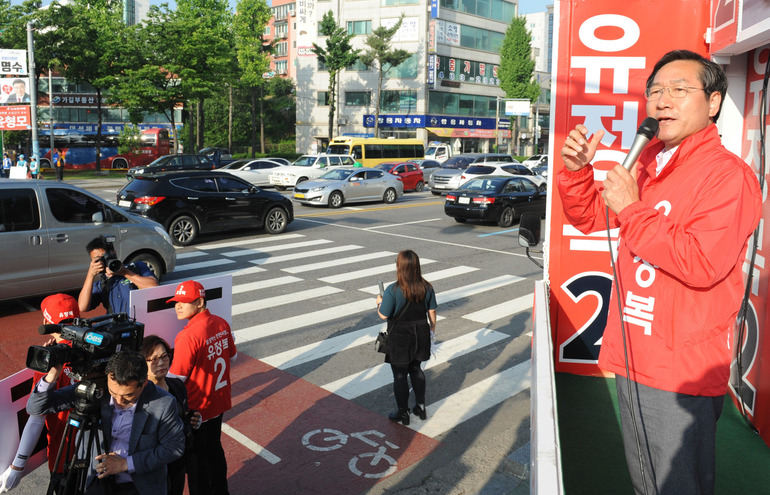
[292,168,404,208]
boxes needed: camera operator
[0,294,80,493]
[78,236,158,316]
[27,350,185,495]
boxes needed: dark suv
[117,171,293,246]
[428,153,515,194]
[126,154,215,179]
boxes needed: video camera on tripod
[26,313,144,381]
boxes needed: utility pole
[27,21,39,161]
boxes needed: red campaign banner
[0,104,31,130]
[730,45,770,441]
[548,0,710,375]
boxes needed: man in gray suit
[27,350,184,495]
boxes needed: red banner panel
[548,1,710,375]
[0,104,31,130]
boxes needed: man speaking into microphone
[558,50,761,494]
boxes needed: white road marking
[358,266,479,295]
[198,233,306,250]
[232,276,302,294]
[282,250,393,274]
[222,239,333,258]
[464,294,533,323]
[319,259,436,284]
[232,286,344,315]
[222,423,281,464]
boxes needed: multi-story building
[267,0,299,80]
[294,0,521,155]
[525,5,553,154]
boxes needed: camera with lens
[26,313,144,381]
[99,252,123,273]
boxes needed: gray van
[0,180,176,301]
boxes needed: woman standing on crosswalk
[375,249,438,425]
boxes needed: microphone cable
[605,207,654,495]
[734,51,769,433]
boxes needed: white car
[268,154,355,190]
[522,154,548,169]
[446,162,546,190]
[220,158,286,187]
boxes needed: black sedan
[444,175,546,227]
[117,171,293,246]
[126,154,216,180]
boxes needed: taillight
[472,197,495,205]
[446,194,456,201]
[134,196,166,206]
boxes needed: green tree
[312,11,359,143]
[359,15,410,138]
[117,124,142,155]
[498,16,540,153]
[234,0,272,156]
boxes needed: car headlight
[154,225,174,245]
[310,186,326,192]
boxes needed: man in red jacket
[558,50,761,494]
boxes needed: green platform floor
[556,373,770,494]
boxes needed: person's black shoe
[412,404,427,420]
[389,409,410,425]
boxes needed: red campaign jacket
[557,124,761,396]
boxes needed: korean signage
[548,1,710,376]
[362,114,500,130]
[427,54,437,89]
[363,114,425,128]
[381,17,419,42]
[0,50,28,75]
[436,20,460,46]
[434,56,499,86]
[0,105,31,130]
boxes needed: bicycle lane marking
[221,354,442,494]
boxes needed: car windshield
[292,156,316,167]
[442,157,470,169]
[221,160,250,170]
[320,169,353,180]
[374,164,395,171]
[465,165,495,175]
[461,178,503,192]
[147,156,173,167]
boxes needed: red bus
[39,127,171,170]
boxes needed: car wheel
[328,191,344,208]
[383,188,397,204]
[415,181,425,192]
[454,217,467,223]
[296,177,308,186]
[275,186,287,191]
[264,206,289,234]
[169,215,198,246]
[498,206,515,228]
[125,253,164,280]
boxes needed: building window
[275,42,288,57]
[345,91,371,106]
[271,4,295,20]
[384,53,418,78]
[275,23,288,38]
[441,0,516,22]
[380,90,417,112]
[275,60,288,74]
[317,91,330,106]
[346,20,372,35]
[346,59,370,71]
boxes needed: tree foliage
[498,16,539,102]
[312,11,359,142]
[359,15,410,137]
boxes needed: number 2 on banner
[214,356,228,391]
[559,272,613,364]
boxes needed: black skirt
[385,318,431,366]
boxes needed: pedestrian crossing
[167,231,534,440]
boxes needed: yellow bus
[326,137,425,167]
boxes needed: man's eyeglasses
[146,352,170,365]
[645,86,706,100]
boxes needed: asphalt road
[2,178,534,495]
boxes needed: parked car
[264,157,292,166]
[445,162,547,190]
[373,162,425,191]
[444,175,547,227]
[292,168,404,208]
[429,153,515,195]
[532,163,549,178]
[199,147,237,168]
[126,154,215,179]
[117,171,293,246]
[408,159,442,183]
[220,158,286,187]
[0,179,176,301]
[268,154,355,190]
[522,154,548,169]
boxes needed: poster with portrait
[0,77,31,105]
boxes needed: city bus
[326,137,424,167]
[38,127,171,170]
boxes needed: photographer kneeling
[27,350,185,495]
[78,236,158,316]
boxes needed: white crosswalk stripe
[173,234,534,441]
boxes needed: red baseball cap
[41,293,80,324]
[167,280,206,304]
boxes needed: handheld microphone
[622,117,659,171]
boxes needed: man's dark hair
[12,79,25,87]
[86,235,115,254]
[105,350,148,385]
[645,49,728,121]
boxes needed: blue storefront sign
[363,114,501,129]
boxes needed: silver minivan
[0,179,176,301]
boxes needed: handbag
[375,299,410,353]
